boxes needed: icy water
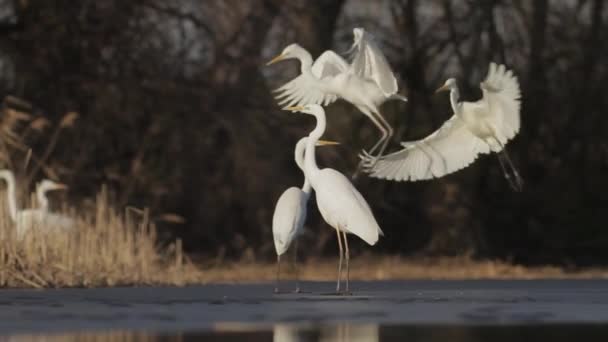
[2,280,608,341]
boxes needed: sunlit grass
[0,188,192,288]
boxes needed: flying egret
[273,137,339,293]
[285,104,383,294]
[361,62,523,191]
[267,28,407,175]
[0,170,75,238]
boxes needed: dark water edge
[4,324,608,342]
[3,280,608,340]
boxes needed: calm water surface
[2,280,608,341]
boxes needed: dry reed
[0,187,195,288]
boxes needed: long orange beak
[435,84,450,94]
[54,183,68,190]
[317,140,340,146]
[266,53,286,66]
[285,106,305,112]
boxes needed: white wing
[272,187,308,256]
[366,116,491,181]
[315,169,382,245]
[480,63,521,145]
[274,51,349,108]
[349,27,398,96]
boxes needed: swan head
[435,78,457,93]
[37,179,68,193]
[266,43,307,65]
[284,104,325,117]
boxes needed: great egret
[32,179,76,229]
[0,170,74,238]
[273,137,339,293]
[286,104,383,293]
[267,28,407,174]
[361,62,523,191]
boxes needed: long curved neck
[2,174,18,222]
[294,139,312,195]
[450,86,461,116]
[304,112,326,181]
[37,187,49,211]
[296,49,314,74]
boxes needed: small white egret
[362,63,523,191]
[32,179,76,229]
[267,28,407,174]
[286,104,383,294]
[272,137,339,293]
[0,170,75,238]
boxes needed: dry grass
[193,255,608,283]
[0,188,200,288]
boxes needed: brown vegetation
[0,189,191,288]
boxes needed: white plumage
[268,27,407,173]
[271,137,311,293]
[286,104,383,293]
[272,137,338,293]
[363,62,523,190]
[0,170,75,239]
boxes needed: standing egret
[361,63,523,191]
[0,170,74,238]
[35,179,68,211]
[273,137,339,293]
[32,179,75,229]
[285,104,383,294]
[267,28,407,174]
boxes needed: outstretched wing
[349,27,398,96]
[274,51,349,108]
[480,63,521,145]
[364,116,491,181]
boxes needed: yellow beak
[266,53,286,66]
[284,106,305,112]
[435,84,450,94]
[55,183,68,190]
[317,140,340,146]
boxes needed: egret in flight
[273,137,339,293]
[0,170,74,238]
[286,104,383,294]
[267,28,407,175]
[361,63,523,191]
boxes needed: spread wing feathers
[366,116,491,181]
[349,28,398,97]
[480,62,522,145]
[316,169,382,245]
[273,51,349,108]
[272,187,307,256]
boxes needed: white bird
[361,62,523,191]
[285,104,383,293]
[272,137,338,293]
[31,179,76,229]
[0,170,75,238]
[267,28,407,175]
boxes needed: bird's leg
[342,231,350,295]
[293,240,300,293]
[372,110,394,162]
[494,139,523,192]
[274,255,281,293]
[335,228,343,293]
[500,147,524,191]
[353,110,389,179]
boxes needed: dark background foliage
[0,0,606,265]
